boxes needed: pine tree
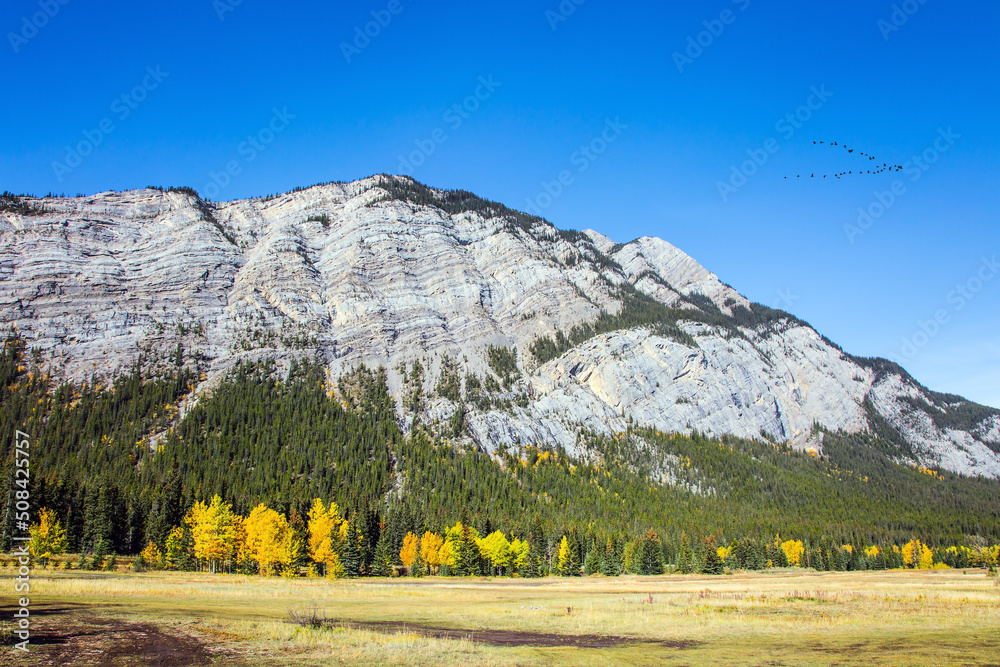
[601,537,621,576]
[583,547,602,575]
[372,533,394,577]
[557,535,580,576]
[703,539,724,575]
[342,523,361,578]
[638,531,665,575]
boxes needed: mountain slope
[1,177,998,478]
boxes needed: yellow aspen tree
[479,531,512,575]
[399,532,420,570]
[781,540,805,566]
[307,498,343,576]
[438,538,455,569]
[28,508,68,567]
[139,541,161,566]
[185,495,238,573]
[244,504,292,576]
[557,536,572,576]
[420,531,444,574]
[510,538,530,572]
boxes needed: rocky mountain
[1,176,998,479]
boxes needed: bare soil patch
[18,609,229,666]
[326,619,699,649]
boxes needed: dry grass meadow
[3,566,999,666]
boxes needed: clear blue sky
[2,0,998,407]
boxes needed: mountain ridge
[2,175,998,479]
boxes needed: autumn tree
[399,531,421,575]
[510,537,530,575]
[902,539,934,569]
[479,531,513,576]
[28,508,68,567]
[557,536,580,576]
[307,498,344,577]
[184,495,238,573]
[420,531,444,575]
[781,539,804,566]
[243,503,294,576]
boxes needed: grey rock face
[2,176,997,478]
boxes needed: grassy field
[3,567,999,666]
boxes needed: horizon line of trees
[20,497,1000,578]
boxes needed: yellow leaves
[400,532,420,569]
[164,526,187,569]
[781,539,805,566]
[420,532,444,569]
[306,498,343,569]
[28,508,68,562]
[244,503,294,576]
[717,546,731,562]
[557,535,572,575]
[479,531,513,569]
[842,544,853,554]
[185,495,239,568]
[140,541,161,563]
[902,539,934,569]
[865,545,881,558]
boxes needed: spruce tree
[342,524,361,578]
[703,540,724,575]
[372,534,394,577]
[639,532,665,575]
[583,547,602,575]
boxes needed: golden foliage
[306,498,343,573]
[184,495,238,570]
[28,508,68,563]
[400,532,420,569]
[781,539,805,566]
[243,503,294,576]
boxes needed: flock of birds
[786,141,904,179]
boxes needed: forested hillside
[2,332,999,576]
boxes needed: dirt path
[326,619,699,649]
[17,609,227,666]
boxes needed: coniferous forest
[2,332,998,577]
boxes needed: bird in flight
[786,141,904,180]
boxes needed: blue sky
[2,0,998,407]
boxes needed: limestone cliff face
[2,176,997,478]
